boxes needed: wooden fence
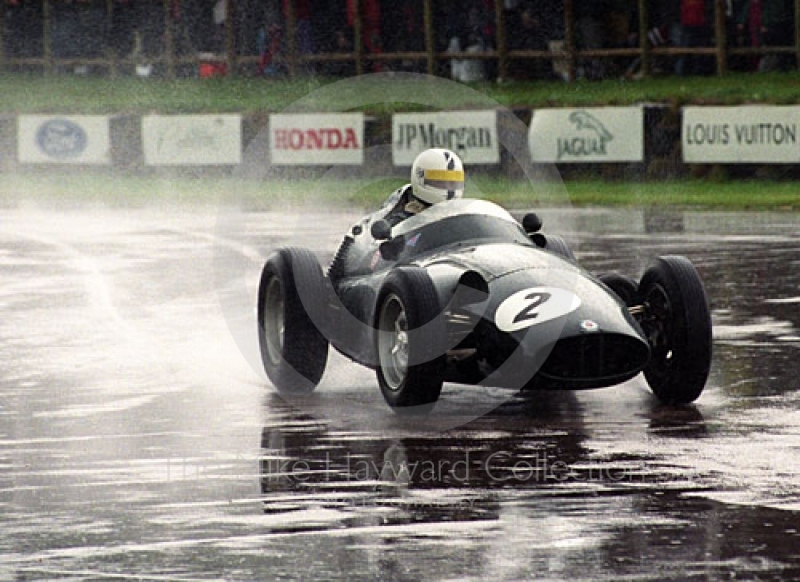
[1,0,799,80]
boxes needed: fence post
[43,0,53,75]
[563,0,576,81]
[285,0,297,76]
[353,0,364,76]
[495,0,507,81]
[106,0,118,77]
[225,0,236,76]
[638,0,650,77]
[796,0,800,69]
[0,3,5,72]
[715,0,728,75]
[164,0,175,79]
[424,0,434,76]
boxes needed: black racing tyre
[544,235,576,261]
[375,267,446,413]
[599,272,640,307]
[639,256,712,405]
[257,247,328,394]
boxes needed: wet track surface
[1,204,800,580]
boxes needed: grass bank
[3,173,798,211]
[2,72,800,114]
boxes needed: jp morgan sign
[392,110,499,165]
[529,107,644,163]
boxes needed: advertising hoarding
[682,106,800,163]
[269,113,364,165]
[18,115,111,164]
[528,107,644,163]
[392,110,499,166]
[142,115,242,166]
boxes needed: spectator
[258,23,285,76]
[623,1,671,77]
[381,0,424,71]
[468,0,495,45]
[347,0,382,71]
[213,0,226,53]
[736,0,794,71]
[325,27,356,77]
[109,0,164,75]
[575,0,608,79]
[448,27,489,82]
[605,0,635,76]
[284,0,314,71]
[446,0,494,82]
[3,0,44,61]
[674,0,714,76]
[52,0,106,73]
[736,0,765,70]
[641,0,680,73]
[605,0,635,49]
[506,3,550,79]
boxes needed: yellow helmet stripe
[424,169,464,182]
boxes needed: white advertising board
[392,110,499,166]
[18,115,111,164]
[269,113,364,165]
[142,115,242,166]
[682,106,800,163]
[528,107,644,163]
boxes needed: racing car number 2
[495,287,582,332]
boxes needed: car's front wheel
[639,256,712,405]
[375,268,446,413]
[257,247,328,395]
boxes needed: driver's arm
[381,186,413,226]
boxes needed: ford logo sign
[36,119,87,159]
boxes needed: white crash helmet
[410,148,465,205]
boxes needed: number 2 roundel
[495,287,581,332]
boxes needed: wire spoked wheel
[377,294,410,392]
[262,276,285,368]
[375,268,445,413]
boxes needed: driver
[380,148,465,226]
[327,148,465,281]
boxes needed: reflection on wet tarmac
[1,207,800,580]
[254,393,800,581]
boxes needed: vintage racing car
[257,199,712,412]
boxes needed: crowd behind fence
[1,0,800,81]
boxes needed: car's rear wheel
[375,268,445,413]
[639,256,712,405]
[257,247,328,394]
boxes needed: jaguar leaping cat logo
[557,111,614,160]
[568,111,613,142]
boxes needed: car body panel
[325,198,651,390]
